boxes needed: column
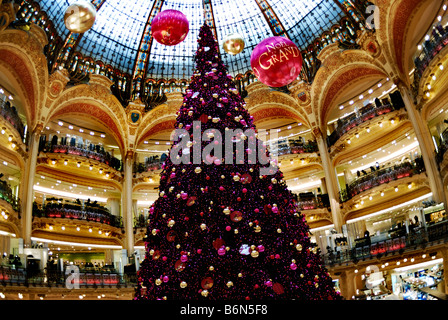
[338,269,356,299]
[21,124,42,247]
[440,248,448,294]
[107,198,121,216]
[315,129,343,232]
[398,82,446,204]
[122,151,135,260]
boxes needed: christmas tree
[134,23,341,300]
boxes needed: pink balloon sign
[151,10,189,46]
[250,36,303,87]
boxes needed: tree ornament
[151,10,189,46]
[250,36,303,87]
[64,1,96,33]
[223,33,245,55]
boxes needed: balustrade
[33,198,122,228]
[339,157,425,202]
[328,102,396,147]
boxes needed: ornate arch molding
[311,49,388,130]
[137,118,176,147]
[245,85,311,128]
[134,100,179,148]
[45,84,128,154]
[0,26,49,129]
[251,106,306,126]
[388,0,440,81]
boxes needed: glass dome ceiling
[38,0,347,80]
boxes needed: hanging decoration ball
[250,36,303,87]
[222,33,245,55]
[64,1,97,33]
[151,10,189,46]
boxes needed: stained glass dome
[36,0,347,79]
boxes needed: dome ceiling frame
[35,0,362,82]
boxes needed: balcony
[0,263,137,290]
[32,198,122,228]
[414,23,448,80]
[296,193,329,211]
[339,157,426,203]
[0,100,26,141]
[321,219,448,266]
[0,179,20,214]
[327,103,398,148]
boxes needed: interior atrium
[0,0,447,301]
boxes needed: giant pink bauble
[151,10,189,46]
[250,36,303,87]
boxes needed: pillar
[21,124,42,247]
[315,129,343,232]
[122,150,135,259]
[107,198,121,216]
[338,269,356,299]
[440,248,448,294]
[398,82,446,204]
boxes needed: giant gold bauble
[64,1,96,33]
[223,33,245,55]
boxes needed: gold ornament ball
[251,250,259,258]
[226,281,234,288]
[64,1,97,33]
[201,290,209,297]
[155,279,162,286]
[180,281,188,288]
[222,33,245,55]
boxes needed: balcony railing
[33,199,123,228]
[0,264,137,288]
[0,179,20,214]
[296,193,330,211]
[414,23,448,80]
[327,103,397,147]
[435,127,448,165]
[133,157,164,174]
[39,141,122,172]
[339,157,425,203]
[321,220,448,266]
[0,100,26,141]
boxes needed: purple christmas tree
[134,23,340,300]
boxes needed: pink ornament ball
[151,10,189,46]
[250,36,303,87]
